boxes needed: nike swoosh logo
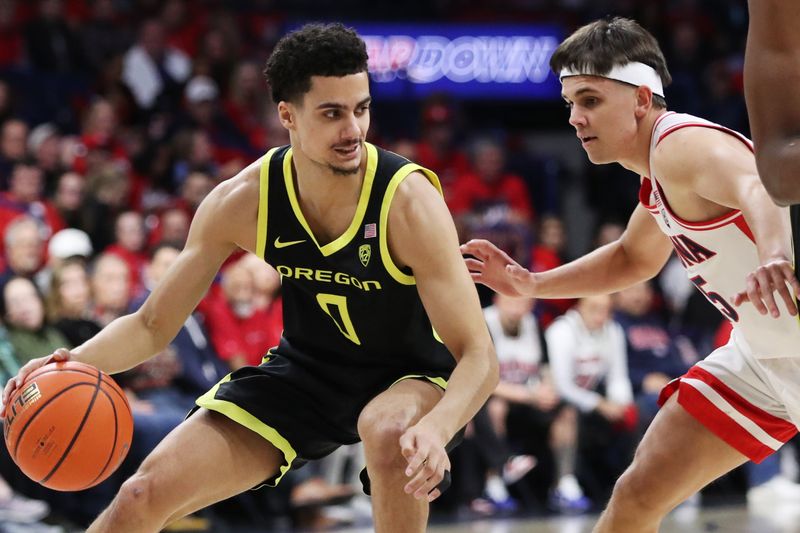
[274,237,306,249]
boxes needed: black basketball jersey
[254,142,456,379]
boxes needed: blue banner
[355,23,563,100]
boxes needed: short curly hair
[263,23,369,104]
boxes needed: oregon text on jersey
[275,265,383,291]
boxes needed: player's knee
[114,471,163,519]
[358,412,408,466]
[610,466,666,517]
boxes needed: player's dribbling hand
[732,259,800,318]
[1,348,72,418]
[399,421,450,502]
[460,239,537,297]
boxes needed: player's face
[282,73,371,176]
[562,76,640,164]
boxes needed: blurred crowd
[0,0,793,532]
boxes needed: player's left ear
[633,85,653,119]
[277,101,295,131]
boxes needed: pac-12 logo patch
[359,244,371,267]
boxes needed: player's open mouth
[334,144,360,157]
[580,136,596,145]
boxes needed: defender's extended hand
[460,239,537,297]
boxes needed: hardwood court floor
[334,502,800,533]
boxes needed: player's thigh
[618,394,748,508]
[132,409,284,515]
[357,378,443,438]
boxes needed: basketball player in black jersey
[736,1,800,311]
[2,24,498,533]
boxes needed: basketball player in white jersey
[462,17,800,533]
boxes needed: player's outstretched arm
[388,172,499,502]
[745,0,800,205]
[2,165,260,412]
[461,203,672,299]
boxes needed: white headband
[559,61,664,98]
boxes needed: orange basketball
[3,361,133,491]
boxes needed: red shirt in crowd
[447,171,534,221]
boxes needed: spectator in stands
[105,211,149,298]
[26,122,63,194]
[1,275,70,364]
[178,75,249,176]
[90,252,130,326]
[83,163,131,251]
[121,18,191,113]
[0,216,46,289]
[130,241,228,407]
[612,281,692,431]
[47,256,102,347]
[481,294,575,512]
[24,0,87,74]
[530,215,573,328]
[415,97,472,201]
[53,171,88,231]
[81,0,133,75]
[150,206,190,246]
[74,98,129,177]
[0,3,23,68]
[547,295,636,511]
[224,61,270,150]
[449,138,534,224]
[0,158,65,242]
[0,119,27,182]
[202,254,282,369]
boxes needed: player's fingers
[1,378,19,415]
[406,456,443,498]
[50,348,71,362]
[413,455,450,499]
[460,240,490,261]
[427,488,441,502]
[732,290,750,307]
[746,275,768,315]
[783,263,800,295]
[399,432,417,463]
[756,269,780,317]
[772,270,798,316]
[464,258,484,272]
[469,272,485,284]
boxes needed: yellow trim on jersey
[196,374,297,487]
[256,148,281,260]
[379,164,443,285]
[391,374,449,391]
[282,143,378,256]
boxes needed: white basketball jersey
[641,111,800,358]
[483,305,543,385]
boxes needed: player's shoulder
[193,157,263,234]
[390,170,446,221]
[652,122,743,180]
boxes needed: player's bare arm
[652,127,800,317]
[745,0,800,205]
[2,162,263,411]
[388,171,499,501]
[461,203,672,299]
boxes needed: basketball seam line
[40,371,103,485]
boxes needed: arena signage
[355,23,562,99]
